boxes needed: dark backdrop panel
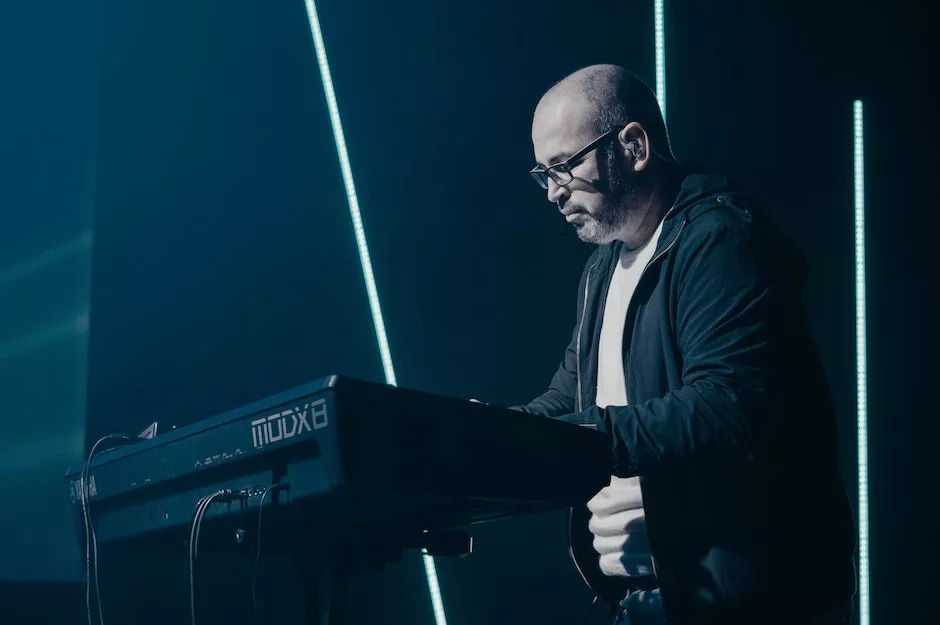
[85,0,384,442]
[671,2,939,624]
[668,0,861,538]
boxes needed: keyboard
[66,376,610,548]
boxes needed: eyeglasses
[529,128,620,190]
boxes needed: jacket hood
[663,164,810,284]
[668,165,748,223]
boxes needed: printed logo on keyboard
[250,399,328,448]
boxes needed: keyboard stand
[298,557,348,625]
[296,530,473,625]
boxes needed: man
[515,65,857,625]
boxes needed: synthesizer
[66,375,610,549]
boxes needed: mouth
[565,211,588,224]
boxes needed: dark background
[1,0,935,623]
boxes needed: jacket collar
[646,164,744,258]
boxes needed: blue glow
[854,100,869,625]
[301,2,447,625]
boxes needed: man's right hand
[586,475,654,578]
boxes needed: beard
[570,147,643,244]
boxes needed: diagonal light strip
[300,2,447,625]
[301,0,397,388]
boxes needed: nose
[546,178,570,204]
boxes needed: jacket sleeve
[558,216,788,476]
[511,256,597,417]
[511,321,579,417]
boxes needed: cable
[252,486,273,625]
[189,489,228,625]
[252,482,289,624]
[188,483,285,625]
[193,493,219,561]
[579,595,600,625]
[80,434,133,625]
[189,488,254,625]
[189,492,214,625]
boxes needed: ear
[617,122,651,172]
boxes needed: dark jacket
[516,171,857,625]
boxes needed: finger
[589,507,646,536]
[591,528,652,556]
[598,553,655,578]
[592,533,627,555]
[586,488,645,516]
[586,477,643,509]
[598,553,629,577]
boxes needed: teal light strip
[300,2,447,624]
[853,99,869,625]
[654,0,666,120]
[302,0,396,388]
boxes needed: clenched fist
[586,475,654,578]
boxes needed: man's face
[531,97,640,244]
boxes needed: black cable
[80,434,133,625]
[193,493,218,561]
[188,484,283,625]
[251,482,289,625]
[252,486,272,625]
[579,595,600,625]
[189,490,225,625]
[189,488,253,625]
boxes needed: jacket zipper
[570,209,692,596]
[641,218,687,284]
[574,219,687,414]
[624,218,686,585]
[576,263,595,412]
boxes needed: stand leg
[300,557,348,625]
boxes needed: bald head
[530,65,677,247]
[533,64,673,162]
[536,64,627,124]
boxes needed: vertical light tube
[301,2,447,625]
[853,100,869,625]
[653,0,666,121]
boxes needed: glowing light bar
[653,0,666,120]
[302,0,396,388]
[853,99,869,625]
[301,2,447,625]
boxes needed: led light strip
[853,99,869,625]
[654,0,666,120]
[300,2,447,625]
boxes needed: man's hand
[586,475,654,578]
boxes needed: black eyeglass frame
[529,127,621,190]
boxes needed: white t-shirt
[593,219,664,578]
[596,218,664,408]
